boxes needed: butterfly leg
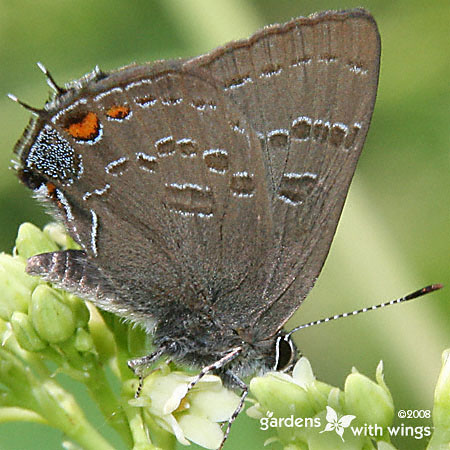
[186,346,242,391]
[128,347,169,398]
[183,348,244,449]
[219,370,248,450]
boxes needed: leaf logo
[320,406,356,442]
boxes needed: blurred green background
[0,0,448,449]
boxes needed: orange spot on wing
[65,112,100,140]
[46,182,63,208]
[46,182,57,197]
[106,105,130,119]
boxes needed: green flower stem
[114,338,133,381]
[2,336,52,382]
[0,351,114,450]
[32,378,115,450]
[56,334,133,446]
[0,319,46,373]
[86,304,118,367]
[121,379,160,449]
[123,400,156,450]
[84,365,134,447]
[0,407,48,424]
[0,351,41,410]
[57,338,96,370]
[39,347,89,381]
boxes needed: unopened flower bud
[427,349,450,449]
[0,254,36,320]
[10,311,48,352]
[250,371,315,418]
[344,362,394,428]
[30,285,76,343]
[43,223,78,249]
[15,222,58,259]
[73,328,94,353]
[59,293,90,328]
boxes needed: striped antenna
[287,284,443,338]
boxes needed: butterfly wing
[186,9,380,337]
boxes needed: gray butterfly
[12,9,380,448]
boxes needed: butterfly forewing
[187,9,380,336]
[17,63,275,322]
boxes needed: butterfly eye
[274,335,297,372]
